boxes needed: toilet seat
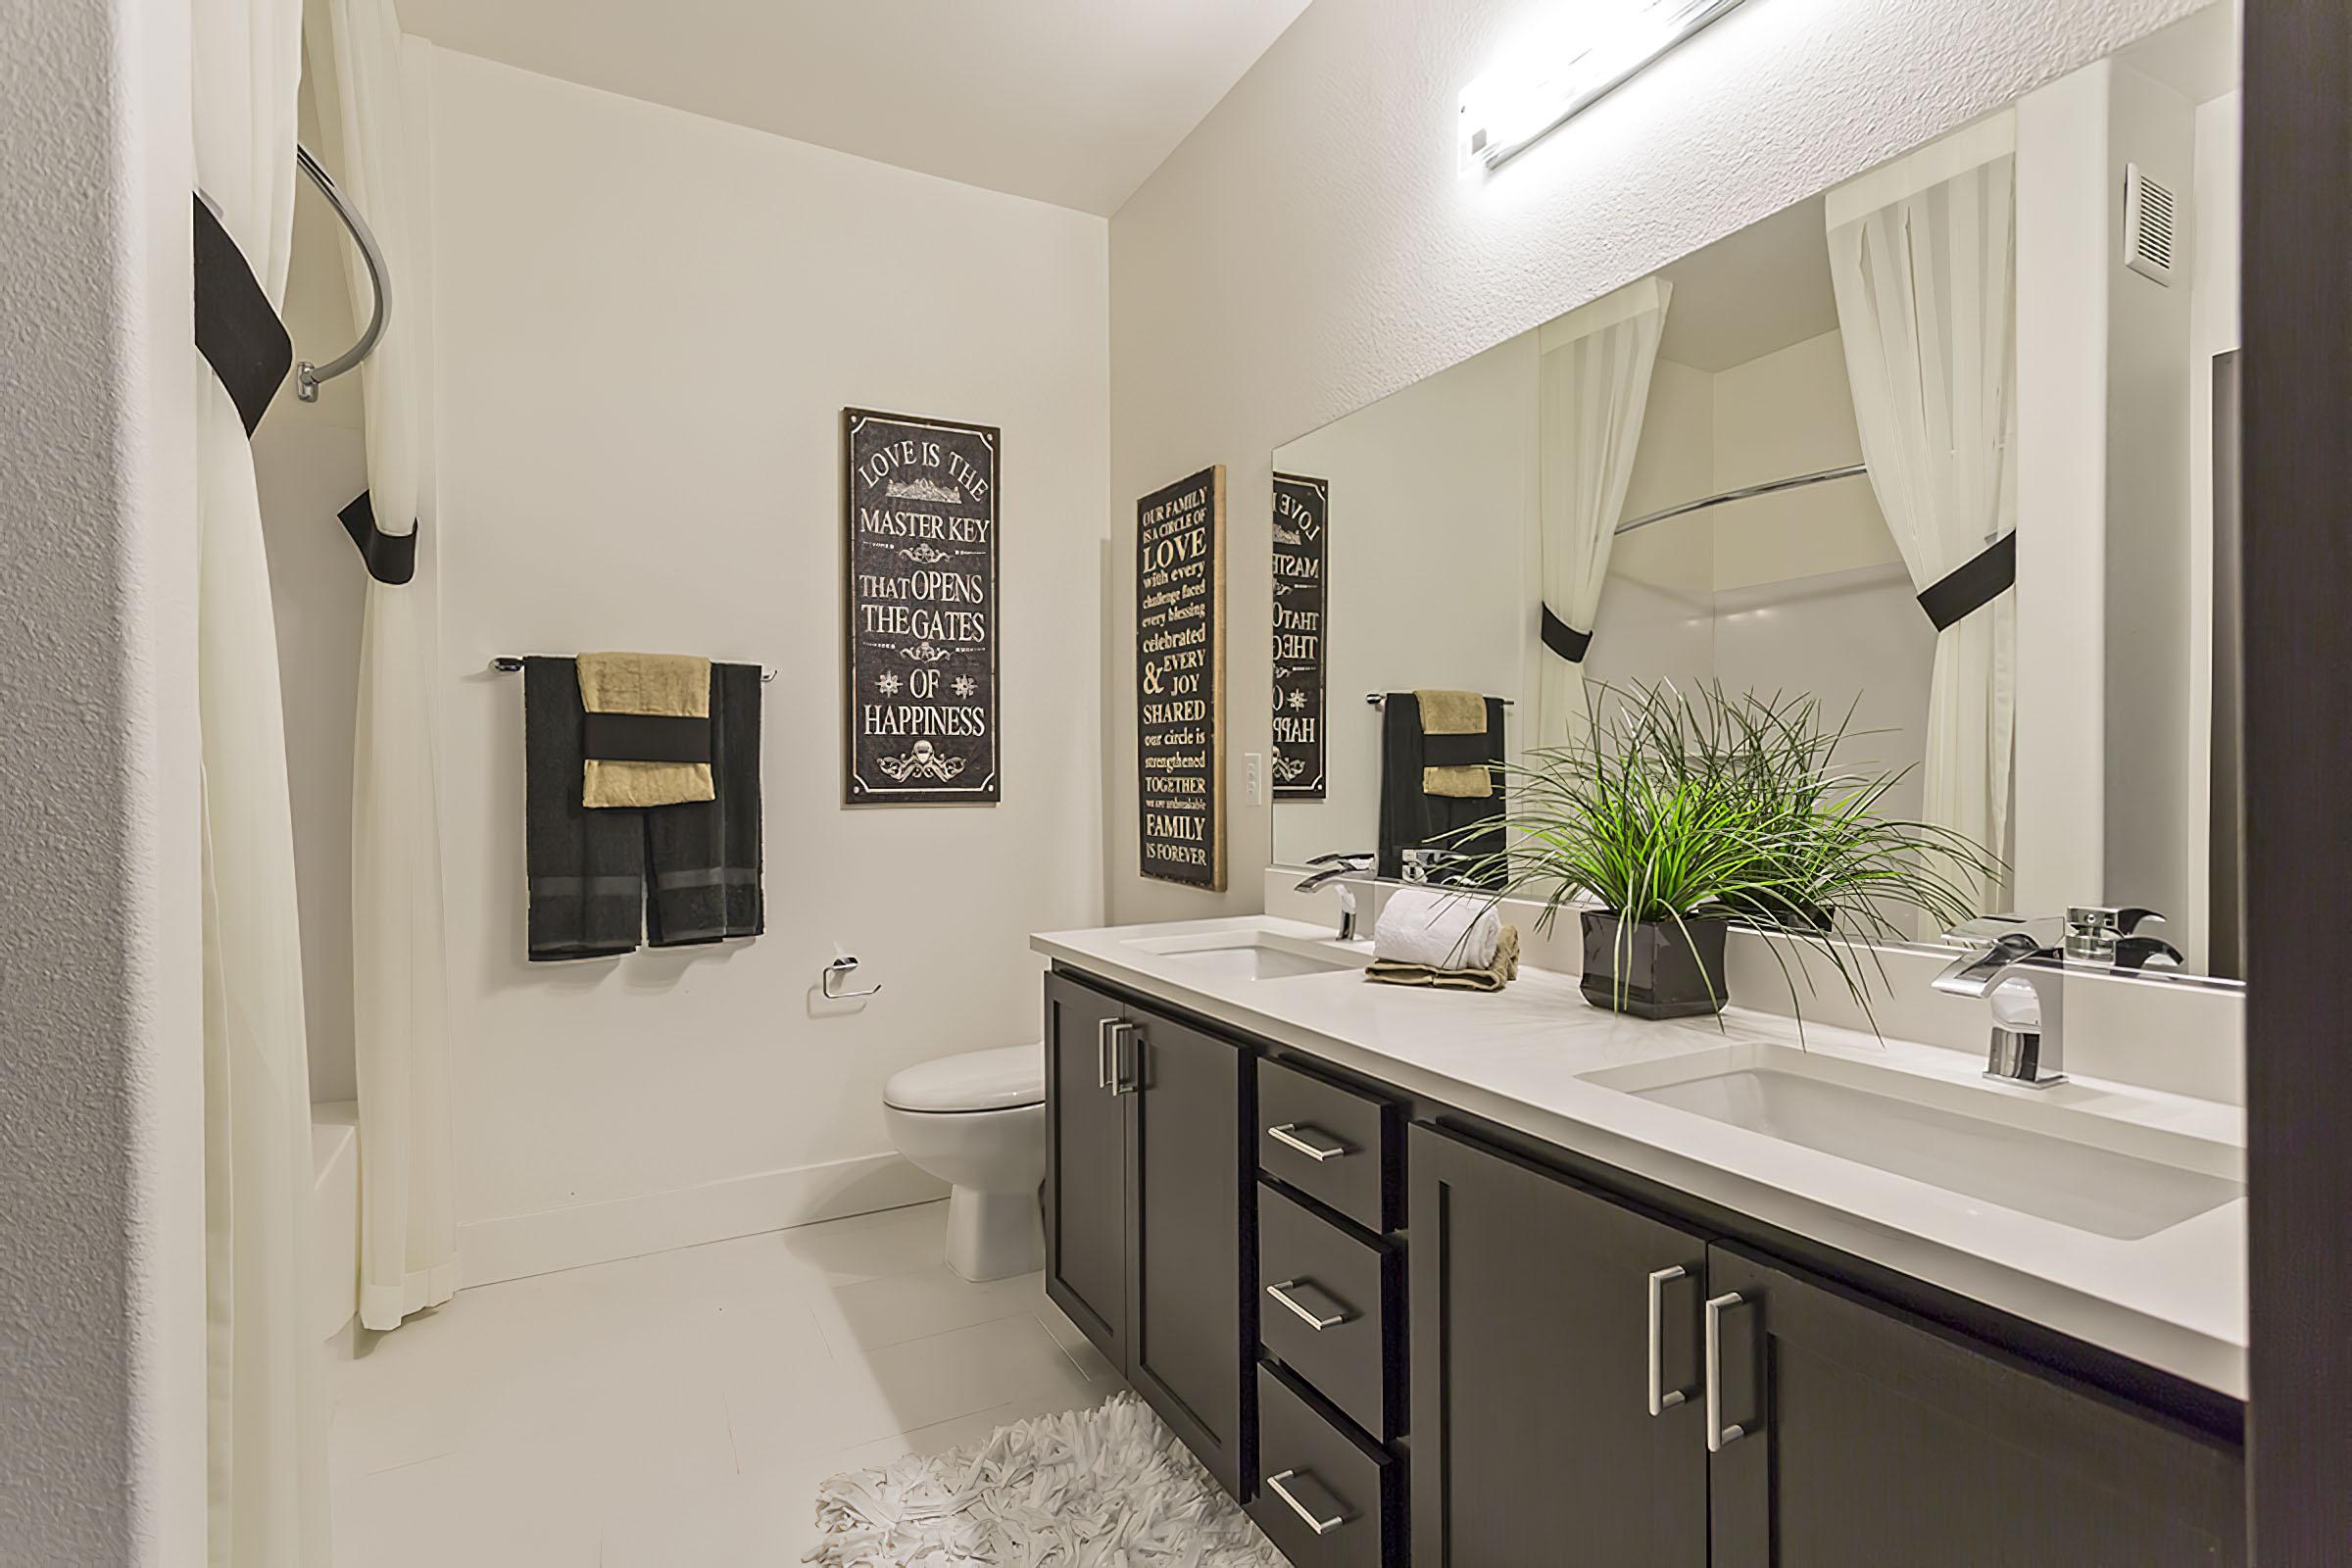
[883,1043,1044,1114]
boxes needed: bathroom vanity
[1034,917,2247,1568]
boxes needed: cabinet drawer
[1248,1363,1401,1568]
[1258,1181,1400,1444]
[1257,1057,1398,1233]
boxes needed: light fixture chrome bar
[1464,0,1754,172]
[1614,463,1869,537]
[294,142,391,403]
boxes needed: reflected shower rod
[1613,463,1869,537]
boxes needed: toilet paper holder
[822,955,883,1001]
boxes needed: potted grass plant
[1444,681,2003,1024]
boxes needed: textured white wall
[425,50,1110,1269]
[0,0,206,1560]
[1106,0,2209,922]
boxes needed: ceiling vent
[2124,163,2180,286]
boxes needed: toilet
[883,1043,1047,1282]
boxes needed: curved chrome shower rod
[293,142,390,403]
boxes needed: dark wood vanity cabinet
[1408,1123,1711,1568]
[1407,1120,2245,1568]
[1705,1247,2246,1568]
[1042,972,1251,1495]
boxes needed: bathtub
[310,1101,360,1343]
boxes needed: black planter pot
[1579,910,1731,1019]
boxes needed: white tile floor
[329,1200,1122,1566]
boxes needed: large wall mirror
[1270,3,2243,981]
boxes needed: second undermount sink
[1583,1046,2242,1241]
[1124,930,1368,981]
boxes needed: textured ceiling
[394,0,1316,215]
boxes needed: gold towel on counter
[1365,923,1521,993]
[577,652,715,808]
[1416,689,1493,799]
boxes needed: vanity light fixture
[1458,0,1753,173]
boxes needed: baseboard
[457,1152,949,1288]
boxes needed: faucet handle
[2064,906,2168,962]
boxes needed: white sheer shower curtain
[1828,123,2019,909]
[310,0,458,1333]
[1535,277,1673,749]
[193,0,332,1558]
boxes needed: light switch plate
[1245,753,1265,806]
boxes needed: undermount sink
[1124,930,1367,981]
[1583,1046,2242,1241]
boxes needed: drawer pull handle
[1268,1123,1348,1161]
[1266,1279,1351,1331]
[1646,1265,1695,1416]
[1096,1017,1113,1091]
[1705,1291,1749,1452]
[1265,1469,1350,1535]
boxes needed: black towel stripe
[193,194,291,435]
[338,491,419,586]
[583,711,711,764]
[1421,732,1495,767]
[1917,531,2018,632]
[1542,604,1593,663]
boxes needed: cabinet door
[1704,1246,2245,1568]
[1042,973,1128,1368]
[1125,1006,1250,1497]
[1409,1124,1709,1568]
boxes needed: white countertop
[1033,915,2248,1399]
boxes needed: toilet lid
[884,1043,1046,1113]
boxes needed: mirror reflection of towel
[1378,694,1507,882]
[1415,688,1494,798]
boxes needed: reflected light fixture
[1459,0,1754,173]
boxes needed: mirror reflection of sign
[843,410,1002,806]
[1271,472,1328,800]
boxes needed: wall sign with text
[1271,472,1328,801]
[843,409,1001,806]
[1136,466,1226,890]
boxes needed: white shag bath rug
[805,1391,1288,1567]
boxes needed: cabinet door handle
[1264,1469,1350,1535]
[1705,1291,1749,1452]
[1647,1266,1695,1415]
[1266,1279,1351,1331]
[1106,1022,1138,1096]
[1267,1123,1348,1161]
[1096,1017,1114,1091]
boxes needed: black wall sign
[843,409,1001,806]
[1136,466,1226,890]
[1271,472,1328,801]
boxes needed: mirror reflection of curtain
[309,0,459,1335]
[194,0,334,1557]
[1536,276,1673,749]
[1827,122,2019,912]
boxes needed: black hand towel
[647,661,764,947]
[524,657,646,960]
[1377,693,1507,884]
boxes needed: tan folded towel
[576,652,715,808]
[1365,924,1521,993]
[1416,689,1494,799]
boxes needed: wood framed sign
[1271,471,1328,801]
[842,408,1001,806]
[1136,465,1227,889]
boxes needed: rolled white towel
[1373,887,1501,971]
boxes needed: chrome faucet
[1295,853,1375,941]
[1934,930,2068,1088]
